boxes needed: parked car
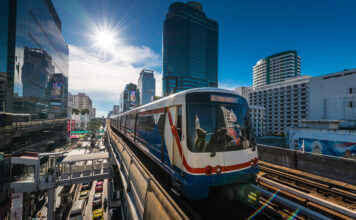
[95,182,103,193]
[92,208,104,220]
[82,182,90,190]
[92,193,102,207]
[79,190,89,200]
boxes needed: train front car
[174,90,259,199]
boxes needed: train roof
[112,87,243,118]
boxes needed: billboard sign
[299,138,356,158]
[51,82,62,97]
[130,90,136,104]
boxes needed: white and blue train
[110,88,259,199]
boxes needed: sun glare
[94,30,116,50]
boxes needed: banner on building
[71,120,75,131]
[67,120,71,132]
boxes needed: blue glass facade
[0,0,9,108]
[3,0,69,119]
[163,2,218,96]
[138,69,155,105]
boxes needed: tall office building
[69,92,95,129]
[120,83,140,112]
[163,1,218,96]
[72,93,92,110]
[138,69,155,105]
[253,51,301,88]
[1,0,69,117]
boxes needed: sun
[94,30,116,50]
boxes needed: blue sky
[53,0,356,116]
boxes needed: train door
[164,106,184,175]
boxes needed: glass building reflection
[0,1,69,218]
[2,0,69,119]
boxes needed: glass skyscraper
[138,69,155,105]
[1,0,69,119]
[163,1,218,96]
[0,1,68,218]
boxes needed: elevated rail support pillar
[47,188,55,220]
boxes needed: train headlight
[216,165,222,174]
[251,157,258,166]
[205,165,213,175]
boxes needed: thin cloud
[68,44,162,117]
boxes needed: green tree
[81,109,90,115]
[87,118,101,134]
[72,108,80,115]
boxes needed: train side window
[157,113,165,135]
[177,106,182,140]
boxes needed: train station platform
[57,152,111,186]
[10,151,112,193]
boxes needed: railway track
[258,161,356,219]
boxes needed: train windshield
[186,93,255,152]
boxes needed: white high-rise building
[253,51,301,88]
[310,68,356,121]
[68,92,95,129]
[73,92,92,110]
[249,75,311,135]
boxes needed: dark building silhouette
[163,1,218,96]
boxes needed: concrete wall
[258,144,356,185]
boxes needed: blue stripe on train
[171,165,259,199]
